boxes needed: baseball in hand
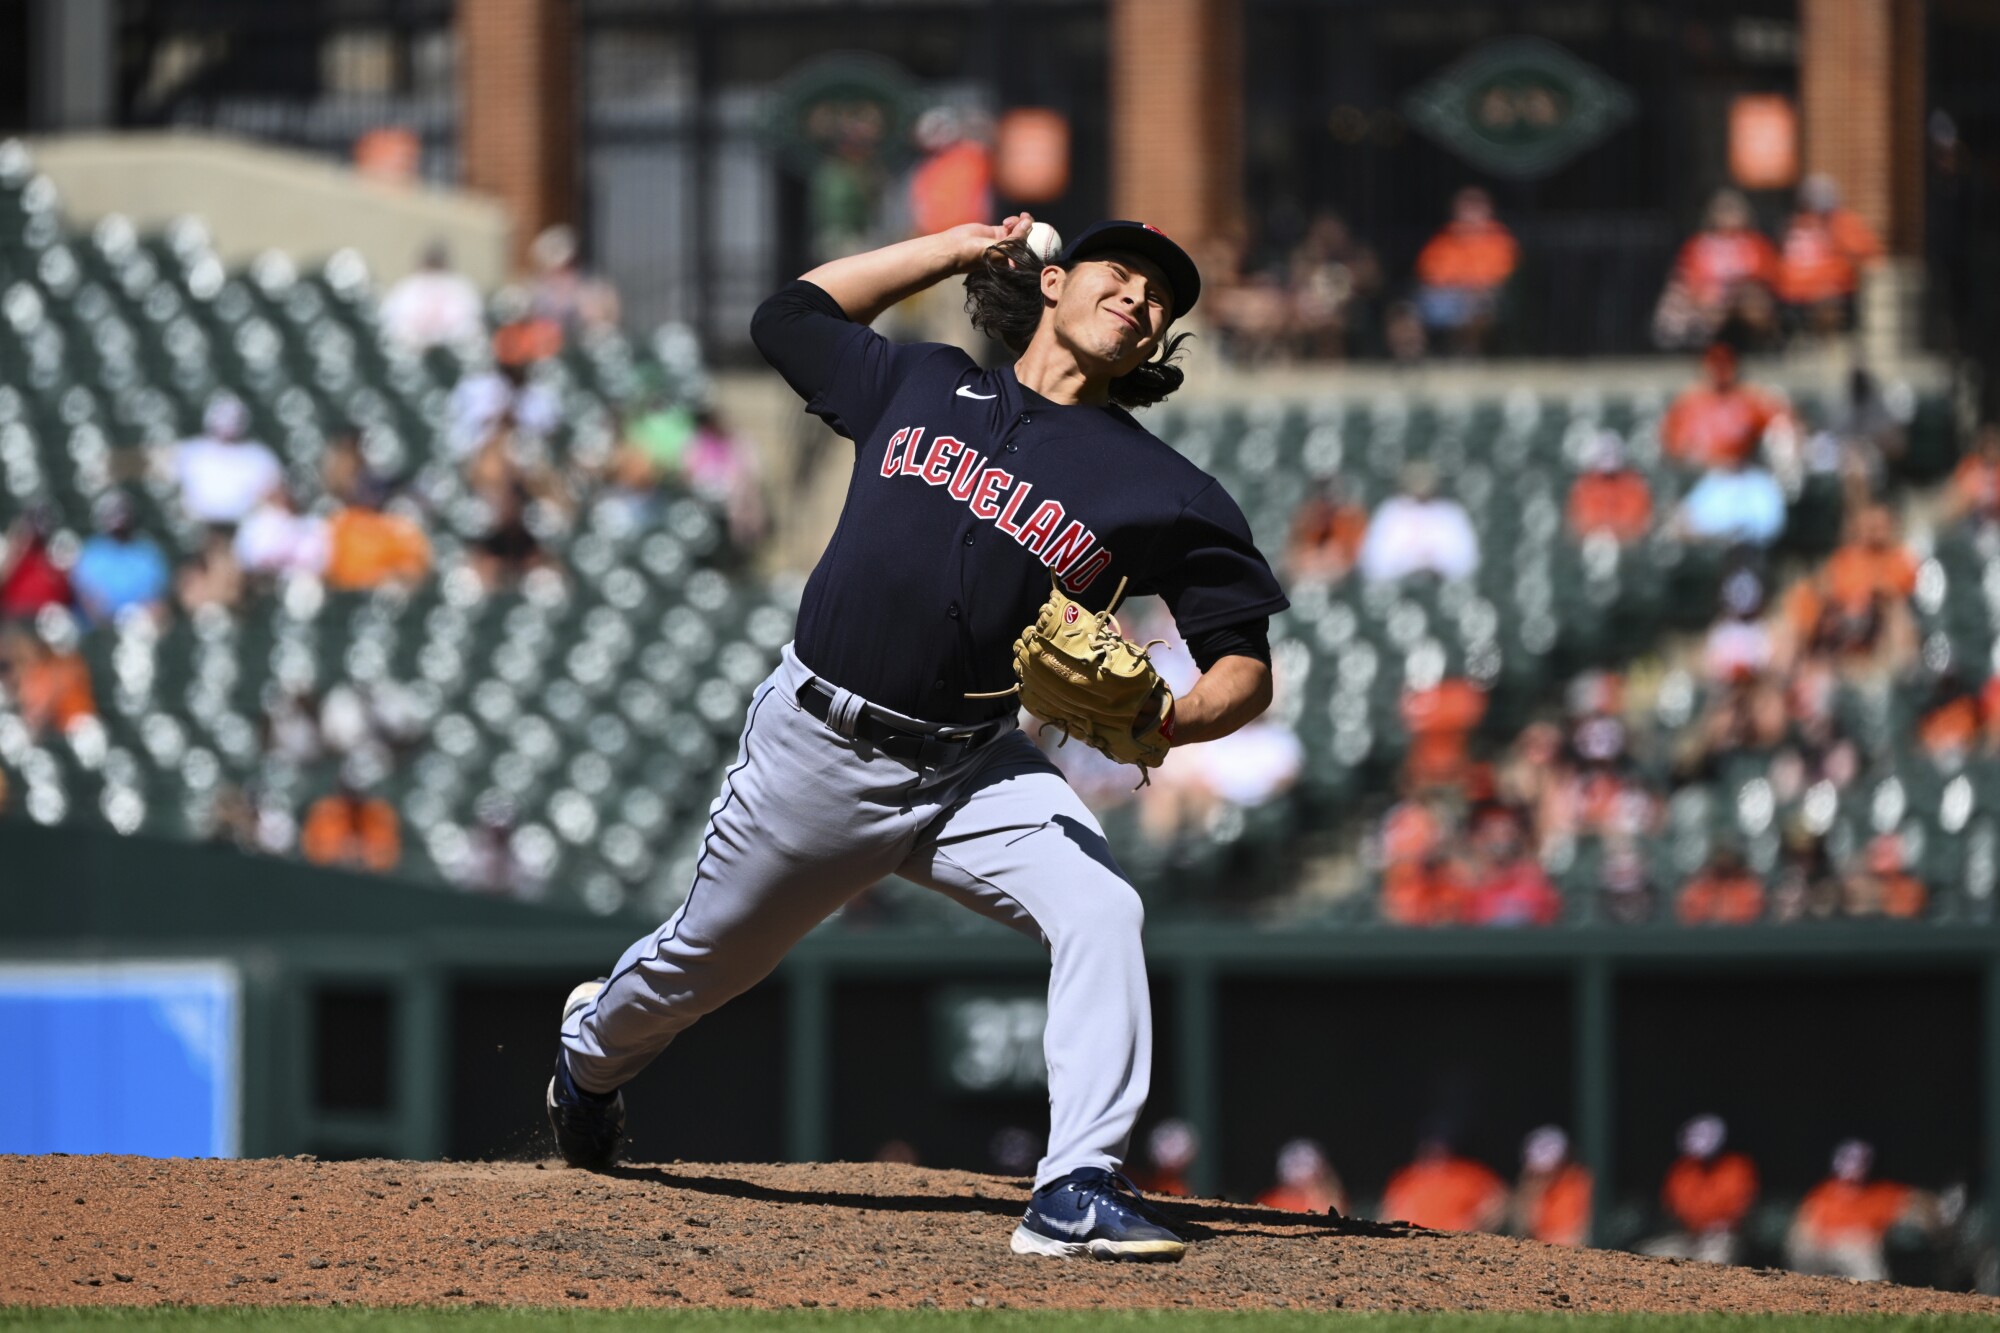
[1025,221,1063,263]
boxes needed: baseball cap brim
[1057,220,1202,322]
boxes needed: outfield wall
[5,821,1994,1243]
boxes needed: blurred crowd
[1201,174,1881,364]
[1273,337,1980,928]
[0,233,764,884]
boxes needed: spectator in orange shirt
[1777,507,1918,673]
[1917,668,1981,769]
[1944,422,2000,529]
[1380,796,1469,927]
[301,774,402,873]
[1415,186,1519,356]
[1259,1138,1349,1217]
[1462,807,1563,928]
[2,612,95,740]
[1645,1113,1759,1264]
[1786,1139,1941,1281]
[1661,343,1790,470]
[1510,1125,1592,1247]
[1566,431,1653,545]
[1379,1136,1508,1233]
[1776,175,1883,334]
[1285,479,1369,584]
[1655,189,1782,351]
[1841,833,1927,920]
[1400,660,1488,793]
[1823,504,1918,615]
[1127,1118,1199,1199]
[324,478,432,592]
[1677,846,1766,925]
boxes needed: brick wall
[1798,0,1924,254]
[1108,0,1242,256]
[458,0,579,272]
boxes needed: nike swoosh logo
[1033,1204,1098,1237]
[956,386,997,400]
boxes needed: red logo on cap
[1142,223,1166,237]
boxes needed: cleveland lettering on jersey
[881,419,1111,591]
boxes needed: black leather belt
[798,679,1011,766]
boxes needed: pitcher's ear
[1039,264,1066,304]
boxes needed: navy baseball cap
[1058,220,1202,322]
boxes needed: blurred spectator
[0,505,71,622]
[1259,1138,1349,1216]
[379,240,484,351]
[175,529,244,616]
[1,611,94,739]
[321,430,366,506]
[1384,299,1428,363]
[234,486,330,579]
[1288,212,1383,360]
[1124,611,1303,841]
[324,478,432,592]
[300,768,402,873]
[205,783,264,854]
[1818,368,1906,504]
[1654,189,1782,351]
[1775,506,1918,673]
[1702,567,1775,683]
[685,409,768,551]
[262,684,326,766]
[1414,187,1518,356]
[1380,795,1467,927]
[1679,674,1789,786]
[1645,1113,1759,1264]
[1787,1139,1946,1282]
[1675,449,1787,549]
[1841,833,1927,920]
[1128,1118,1199,1198]
[1677,845,1766,925]
[526,224,621,336]
[1661,344,1790,471]
[1776,174,1883,335]
[1598,840,1658,925]
[70,492,170,627]
[1462,808,1563,927]
[1358,463,1479,584]
[1400,664,1486,796]
[160,395,283,528]
[1566,432,1653,545]
[1510,1125,1592,1247]
[473,482,552,590]
[450,360,562,460]
[1771,825,1843,923]
[1379,1136,1508,1233]
[907,106,992,236]
[1285,478,1369,584]
[1943,421,2000,529]
[1918,669,1982,770]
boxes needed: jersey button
[963,531,975,546]
[934,678,946,690]
[947,603,960,618]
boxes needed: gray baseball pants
[561,643,1152,1188]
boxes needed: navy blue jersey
[751,280,1289,724]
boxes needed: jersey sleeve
[1151,479,1290,637]
[749,279,951,443]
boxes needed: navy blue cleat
[1011,1168,1188,1261]
[546,979,626,1171]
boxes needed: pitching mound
[3,1155,1995,1314]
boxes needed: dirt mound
[3,1155,1995,1314]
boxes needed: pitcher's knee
[1060,872,1146,942]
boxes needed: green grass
[3,1312,1997,1333]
